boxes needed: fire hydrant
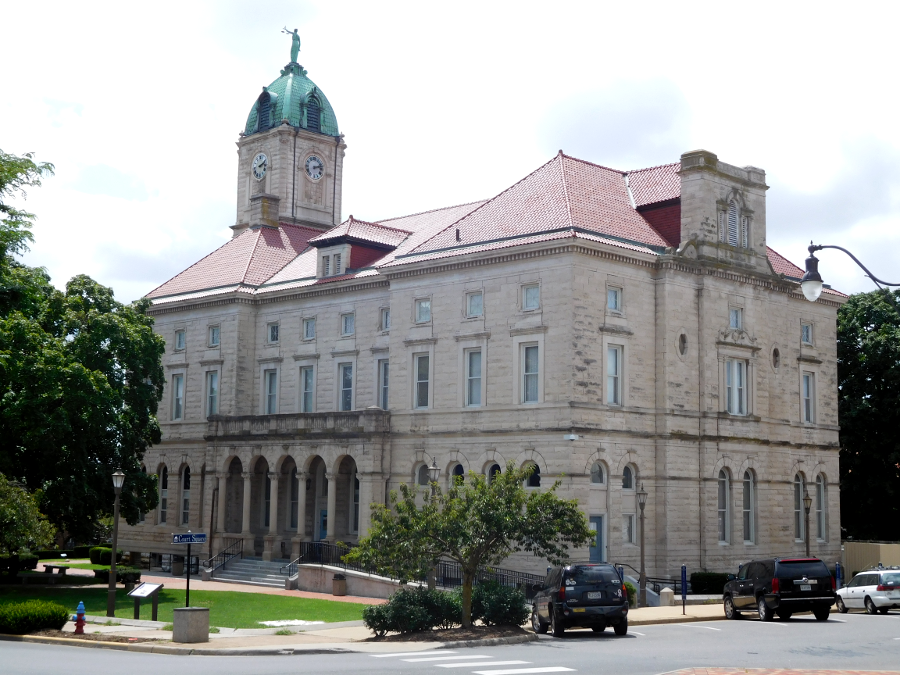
[73,601,86,635]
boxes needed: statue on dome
[282,27,301,63]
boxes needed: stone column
[216,474,227,533]
[292,471,308,560]
[357,472,383,537]
[240,471,252,535]
[263,471,280,561]
[325,472,337,542]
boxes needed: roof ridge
[559,153,575,228]
[559,152,625,174]
[624,161,680,175]
[240,228,264,284]
[377,199,488,223]
[349,216,413,235]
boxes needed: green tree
[0,150,165,541]
[837,289,900,540]
[0,472,56,553]
[345,461,594,628]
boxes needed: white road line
[403,655,492,663]
[372,650,455,657]
[829,619,846,623]
[747,621,786,627]
[436,662,531,669]
[630,631,646,636]
[473,668,575,675]
[673,624,721,631]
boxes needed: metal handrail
[202,538,243,573]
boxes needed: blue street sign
[172,532,207,545]
[681,564,687,600]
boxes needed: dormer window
[306,96,321,133]
[319,249,345,278]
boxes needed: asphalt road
[3,611,899,675]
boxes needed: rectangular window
[333,253,342,275]
[181,474,190,525]
[300,366,314,413]
[729,308,743,330]
[323,256,331,277]
[801,322,813,345]
[341,313,355,336]
[206,371,219,416]
[726,359,747,415]
[378,359,389,410]
[268,323,279,343]
[467,291,483,317]
[623,514,635,544]
[802,372,815,423]
[415,354,430,408]
[607,287,621,312]
[466,350,482,407]
[607,345,622,405]
[523,345,539,403]
[159,471,168,524]
[303,317,316,340]
[208,325,220,347]
[339,363,353,411]
[415,298,431,323]
[174,329,186,351]
[171,374,184,420]
[523,284,540,310]
[264,369,278,414]
[381,308,391,331]
[816,477,826,540]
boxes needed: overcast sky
[4,0,900,303]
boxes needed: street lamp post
[803,489,813,557]
[636,483,648,608]
[800,242,900,302]
[107,469,126,618]
[427,459,440,590]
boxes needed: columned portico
[325,472,337,543]
[263,470,280,561]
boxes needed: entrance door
[589,516,605,562]
[319,509,328,541]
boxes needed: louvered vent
[307,97,321,132]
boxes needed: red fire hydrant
[73,601,86,635]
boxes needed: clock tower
[233,40,346,236]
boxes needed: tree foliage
[837,289,900,540]
[0,150,165,541]
[0,472,56,554]
[345,461,593,627]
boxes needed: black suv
[531,563,629,636]
[723,557,836,621]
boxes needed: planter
[173,607,209,643]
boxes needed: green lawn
[0,587,367,628]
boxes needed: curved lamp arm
[801,242,900,302]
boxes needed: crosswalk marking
[472,669,575,675]
[403,655,492,663]
[372,651,455,658]
[436,662,531,669]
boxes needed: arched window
[257,91,271,132]
[727,200,739,246]
[622,465,634,490]
[718,470,731,543]
[816,475,826,540]
[742,470,756,543]
[181,467,191,525]
[306,96,321,133]
[452,463,465,483]
[794,474,805,541]
[526,464,541,488]
[488,463,501,482]
[159,466,168,524]
[590,462,605,484]
[417,464,430,486]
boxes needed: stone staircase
[210,557,291,588]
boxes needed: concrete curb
[431,633,538,649]
[629,614,725,626]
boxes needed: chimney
[249,193,281,229]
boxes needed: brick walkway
[663,670,900,675]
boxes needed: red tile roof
[309,216,411,248]
[146,223,319,299]
[626,163,680,207]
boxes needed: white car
[836,567,900,614]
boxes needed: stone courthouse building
[118,44,846,579]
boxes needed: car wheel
[813,607,830,621]
[531,606,548,634]
[613,618,628,636]
[550,607,565,637]
[724,596,740,620]
[776,609,793,620]
[591,625,606,633]
[865,597,878,615]
[836,596,848,614]
[758,596,773,622]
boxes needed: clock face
[252,153,268,180]
[305,155,324,181]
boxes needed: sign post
[681,564,687,616]
[127,582,163,621]
[173,531,207,608]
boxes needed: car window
[567,565,620,584]
[867,574,880,586]
[738,565,749,581]
[882,573,900,585]
[848,576,863,588]
[776,561,830,578]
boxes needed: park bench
[17,571,61,584]
[42,565,69,576]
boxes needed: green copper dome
[244,62,339,137]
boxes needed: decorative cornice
[403,337,438,347]
[454,331,491,342]
[509,326,548,337]
[292,353,320,361]
[165,362,189,370]
[798,355,823,364]
[369,346,389,353]
[257,356,283,364]
[597,324,633,336]
[199,359,224,367]
[330,349,359,358]
[716,328,761,352]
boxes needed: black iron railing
[616,562,684,595]
[203,538,243,573]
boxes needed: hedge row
[88,547,123,565]
[0,600,69,634]
[93,566,142,584]
[0,554,39,574]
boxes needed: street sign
[172,532,207,545]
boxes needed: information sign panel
[127,582,163,598]
[172,533,207,545]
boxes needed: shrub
[470,582,529,626]
[0,600,69,634]
[73,546,93,558]
[0,554,38,575]
[89,547,104,565]
[93,566,141,584]
[624,581,636,606]
[362,587,461,636]
[690,572,730,595]
[18,554,38,571]
[98,549,123,565]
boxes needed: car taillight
[876,584,888,591]
[622,583,627,598]
[771,578,779,593]
[559,587,566,601]
[832,576,836,591]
